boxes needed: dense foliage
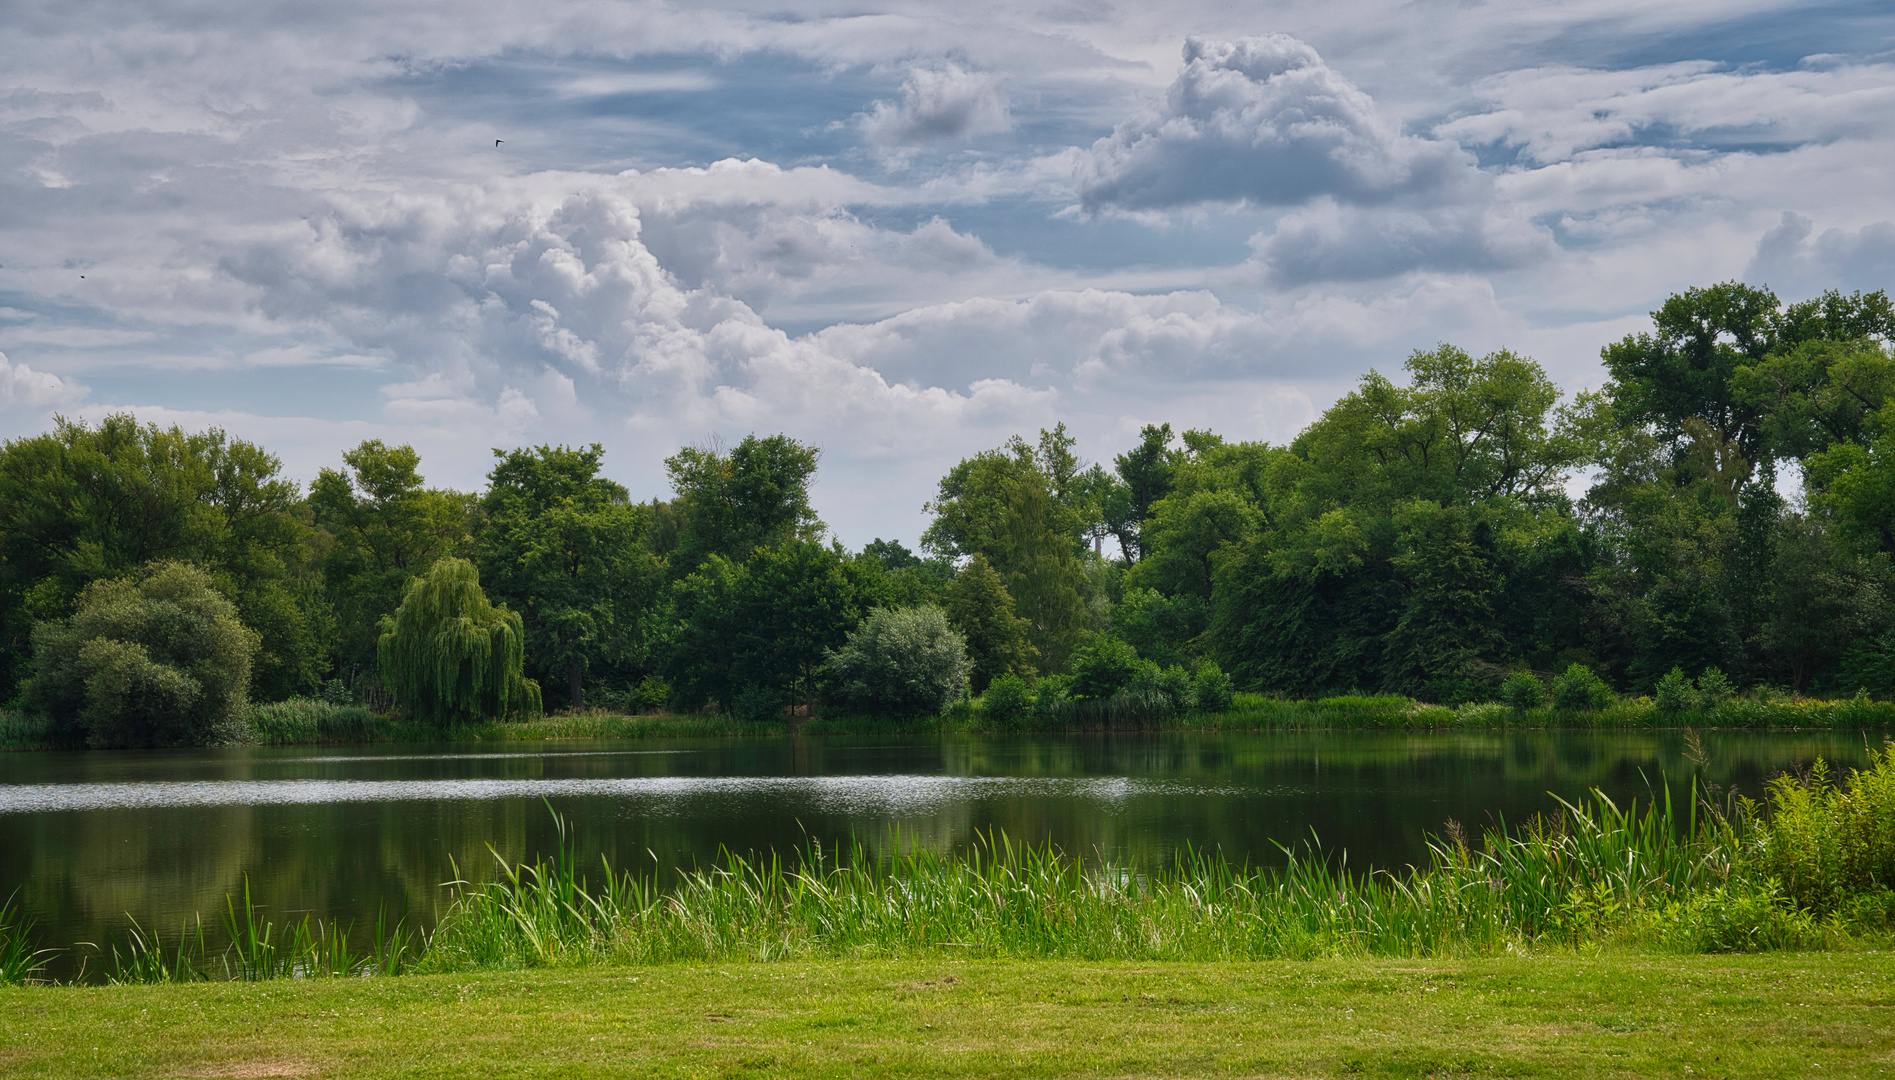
[22,562,257,747]
[377,558,541,726]
[3,281,1893,738]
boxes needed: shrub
[1654,667,1697,713]
[1153,664,1195,713]
[1500,670,1545,711]
[1033,674,1072,721]
[23,562,258,747]
[1192,661,1234,712]
[378,558,541,726]
[1697,667,1734,705]
[1549,663,1613,711]
[981,672,1035,730]
[825,605,970,718]
[1068,637,1141,701]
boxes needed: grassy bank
[5,955,1894,1079]
[6,690,1895,752]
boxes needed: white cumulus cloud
[860,63,1014,148]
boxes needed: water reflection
[0,729,1881,978]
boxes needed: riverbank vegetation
[4,283,1895,747]
[5,746,1895,985]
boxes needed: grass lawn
[4,955,1893,1078]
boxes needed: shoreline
[8,692,1895,751]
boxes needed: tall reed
[0,890,54,984]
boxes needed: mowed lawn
[3,955,1892,1078]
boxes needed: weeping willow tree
[378,558,542,725]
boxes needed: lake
[0,728,1881,976]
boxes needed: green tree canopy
[309,440,478,679]
[665,538,861,719]
[476,444,664,709]
[825,604,969,718]
[0,414,323,703]
[664,434,821,571]
[944,554,1036,693]
[377,558,540,726]
[24,561,258,747]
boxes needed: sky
[1,0,1892,547]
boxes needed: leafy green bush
[1746,746,1895,914]
[23,562,258,747]
[1033,674,1072,721]
[980,673,1035,730]
[1696,667,1734,705]
[1654,667,1697,713]
[1068,637,1141,701]
[825,605,970,718]
[1500,670,1546,711]
[1192,661,1234,712]
[1153,664,1195,712]
[1550,663,1613,711]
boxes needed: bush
[1696,667,1734,705]
[980,673,1035,730]
[825,605,970,718]
[1153,664,1195,713]
[1549,663,1613,711]
[1033,674,1072,722]
[1192,661,1234,712]
[1068,637,1141,701]
[1500,670,1545,711]
[22,561,258,747]
[1654,666,1697,713]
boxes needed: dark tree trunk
[568,663,583,711]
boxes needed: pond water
[0,729,1883,974]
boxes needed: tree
[995,479,1091,673]
[310,440,478,678]
[477,444,664,709]
[23,562,258,747]
[1100,423,1177,565]
[665,434,821,571]
[377,558,541,726]
[1381,502,1501,694]
[0,414,324,703]
[665,539,860,718]
[825,605,969,717]
[944,554,1036,693]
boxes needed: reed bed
[418,747,1895,972]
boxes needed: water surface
[0,729,1878,974]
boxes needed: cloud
[1074,35,1479,214]
[1246,200,1554,287]
[0,350,84,413]
[1746,211,1895,296]
[860,63,1013,148]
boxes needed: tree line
[3,280,1893,743]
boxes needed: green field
[4,955,1892,1078]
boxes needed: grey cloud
[1074,35,1478,214]
[860,63,1013,147]
[1747,212,1895,297]
[1248,201,1554,288]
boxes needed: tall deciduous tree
[477,444,664,709]
[944,554,1036,693]
[665,435,821,571]
[309,440,478,680]
[0,414,322,702]
[666,539,860,718]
